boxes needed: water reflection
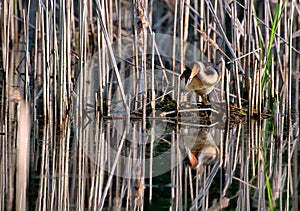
[181,128,220,171]
[0,110,299,210]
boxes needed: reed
[0,0,299,210]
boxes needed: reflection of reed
[0,113,298,210]
[180,127,223,210]
[0,0,299,210]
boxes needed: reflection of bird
[183,129,219,170]
[180,61,220,104]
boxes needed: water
[1,107,298,210]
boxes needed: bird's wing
[197,65,220,86]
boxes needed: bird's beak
[185,76,193,88]
[185,65,199,88]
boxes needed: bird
[183,129,219,171]
[180,61,221,104]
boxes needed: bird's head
[185,62,201,88]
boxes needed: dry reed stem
[0,0,299,210]
[94,0,130,117]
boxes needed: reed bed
[0,0,299,210]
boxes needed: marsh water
[0,102,299,210]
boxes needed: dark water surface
[1,108,298,210]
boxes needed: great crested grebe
[180,61,220,104]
